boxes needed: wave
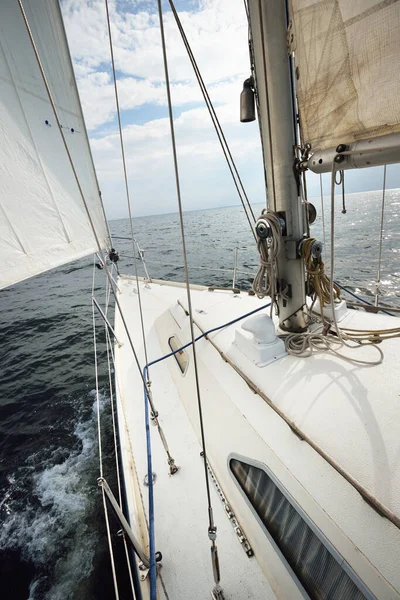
[0,394,108,600]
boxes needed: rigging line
[341,172,347,214]
[167,0,256,232]
[147,302,272,369]
[105,329,136,599]
[319,174,326,251]
[105,329,122,504]
[0,32,72,245]
[329,163,383,366]
[18,0,156,397]
[243,0,250,22]
[375,165,387,307]
[103,4,176,475]
[335,281,394,317]
[54,0,113,247]
[104,0,150,371]
[157,0,221,588]
[106,328,172,600]
[92,260,120,600]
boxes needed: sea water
[0,192,399,599]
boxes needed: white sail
[0,0,109,290]
[290,0,400,151]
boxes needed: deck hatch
[168,336,188,375]
[230,457,372,600]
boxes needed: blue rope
[141,299,271,598]
[335,281,394,317]
[147,301,272,369]
[141,285,394,595]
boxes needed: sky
[60,0,399,220]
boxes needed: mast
[247,0,306,332]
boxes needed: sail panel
[290,0,400,151]
[0,0,109,289]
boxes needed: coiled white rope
[285,160,399,365]
[252,211,282,303]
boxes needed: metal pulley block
[255,211,286,240]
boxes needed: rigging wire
[285,164,397,362]
[105,330,136,598]
[18,5,165,595]
[335,281,394,317]
[103,0,177,473]
[92,261,120,600]
[17,0,159,406]
[103,0,150,372]
[375,165,387,306]
[167,0,256,239]
[146,301,272,369]
[105,325,172,600]
[156,0,222,595]
[104,273,136,598]
[319,174,327,251]
[328,162,384,365]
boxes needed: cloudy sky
[60,0,398,220]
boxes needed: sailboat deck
[115,275,400,599]
[114,277,276,599]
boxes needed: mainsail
[290,0,400,152]
[0,0,109,290]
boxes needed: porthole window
[168,336,188,375]
[230,457,372,600]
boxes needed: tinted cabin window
[230,458,368,600]
[168,336,188,374]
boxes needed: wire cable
[167,0,256,239]
[104,0,150,371]
[147,301,271,370]
[335,281,395,317]
[375,165,387,306]
[104,0,176,475]
[157,1,223,593]
[92,261,120,600]
[17,0,153,395]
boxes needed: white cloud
[61,0,265,218]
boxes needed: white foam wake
[0,393,109,600]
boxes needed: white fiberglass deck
[114,275,400,600]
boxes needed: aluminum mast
[247,0,306,332]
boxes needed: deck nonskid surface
[114,276,275,599]
[115,276,400,597]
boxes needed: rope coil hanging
[299,237,340,310]
[252,210,282,301]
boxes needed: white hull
[114,275,400,599]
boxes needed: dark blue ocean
[0,192,399,599]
